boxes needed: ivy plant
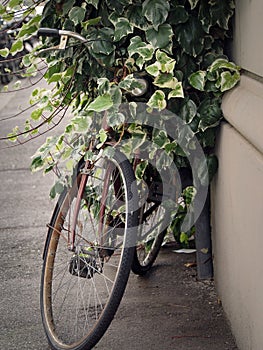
[1,0,240,243]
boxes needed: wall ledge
[222,74,263,154]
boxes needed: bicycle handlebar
[37,28,60,37]
[37,28,87,43]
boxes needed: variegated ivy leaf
[208,58,240,73]
[177,16,204,57]
[188,70,206,91]
[0,48,9,58]
[119,75,142,92]
[107,112,125,127]
[168,83,184,99]
[71,116,92,133]
[219,71,240,92]
[156,50,176,73]
[69,6,86,26]
[128,36,154,69]
[128,36,154,61]
[97,78,110,95]
[17,15,41,39]
[146,50,176,77]
[179,99,197,123]
[147,90,167,111]
[142,0,170,30]
[10,39,24,56]
[146,24,173,51]
[146,62,161,77]
[87,94,113,112]
[153,73,179,89]
[209,0,235,30]
[109,15,133,41]
[126,4,149,30]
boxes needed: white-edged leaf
[87,94,113,112]
[168,82,184,99]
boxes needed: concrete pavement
[0,78,238,350]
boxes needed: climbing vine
[0,0,240,243]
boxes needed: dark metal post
[194,188,214,279]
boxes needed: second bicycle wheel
[40,149,138,350]
[132,165,177,275]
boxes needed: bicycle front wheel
[40,150,138,350]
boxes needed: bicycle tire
[131,203,168,275]
[131,165,177,275]
[40,149,138,350]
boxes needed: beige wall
[233,0,263,77]
[211,1,263,348]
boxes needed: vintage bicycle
[37,28,179,350]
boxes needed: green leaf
[128,36,154,61]
[168,5,189,25]
[119,75,142,92]
[219,71,240,92]
[188,70,206,91]
[168,82,184,99]
[208,58,240,73]
[87,94,113,112]
[176,16,204,57]
[142,0,170,30]
[126,4,149,30]
[209,0,235,30]
[146,62,160,77]
[206,154,218,182]
[31,156,44,172]
[153,73,178,89]
[97,78,110,95]
[48,73,63,83]
[179,99,197,123]
[71,116,92,132]
[146,24,173,50]
[62,0,75,15]
[0,4,5,14]
[110,85,122,105]
[153,130,169,148]
[86,0,100,9]
[198,98,222,131]
[50,181,64,199]
[10,39,23,56]
[0,48,9,58]
[107,112,125,127]
[147,90,167,111]
[110,16,133,41]
[31,108,43,121]
[156,50,176,73]
[135,161,147,180]
[69,7,86,26]
[91,29,115,55]
[8,0,22,8]
[99,129,108,143]
[17,15,41,38]
[82,16,101,29]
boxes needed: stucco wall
[233,0,263,77]
[211,0,263,347]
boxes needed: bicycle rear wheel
[132,166,177,275]
[40,149,138,350]
[132,199,169,275]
